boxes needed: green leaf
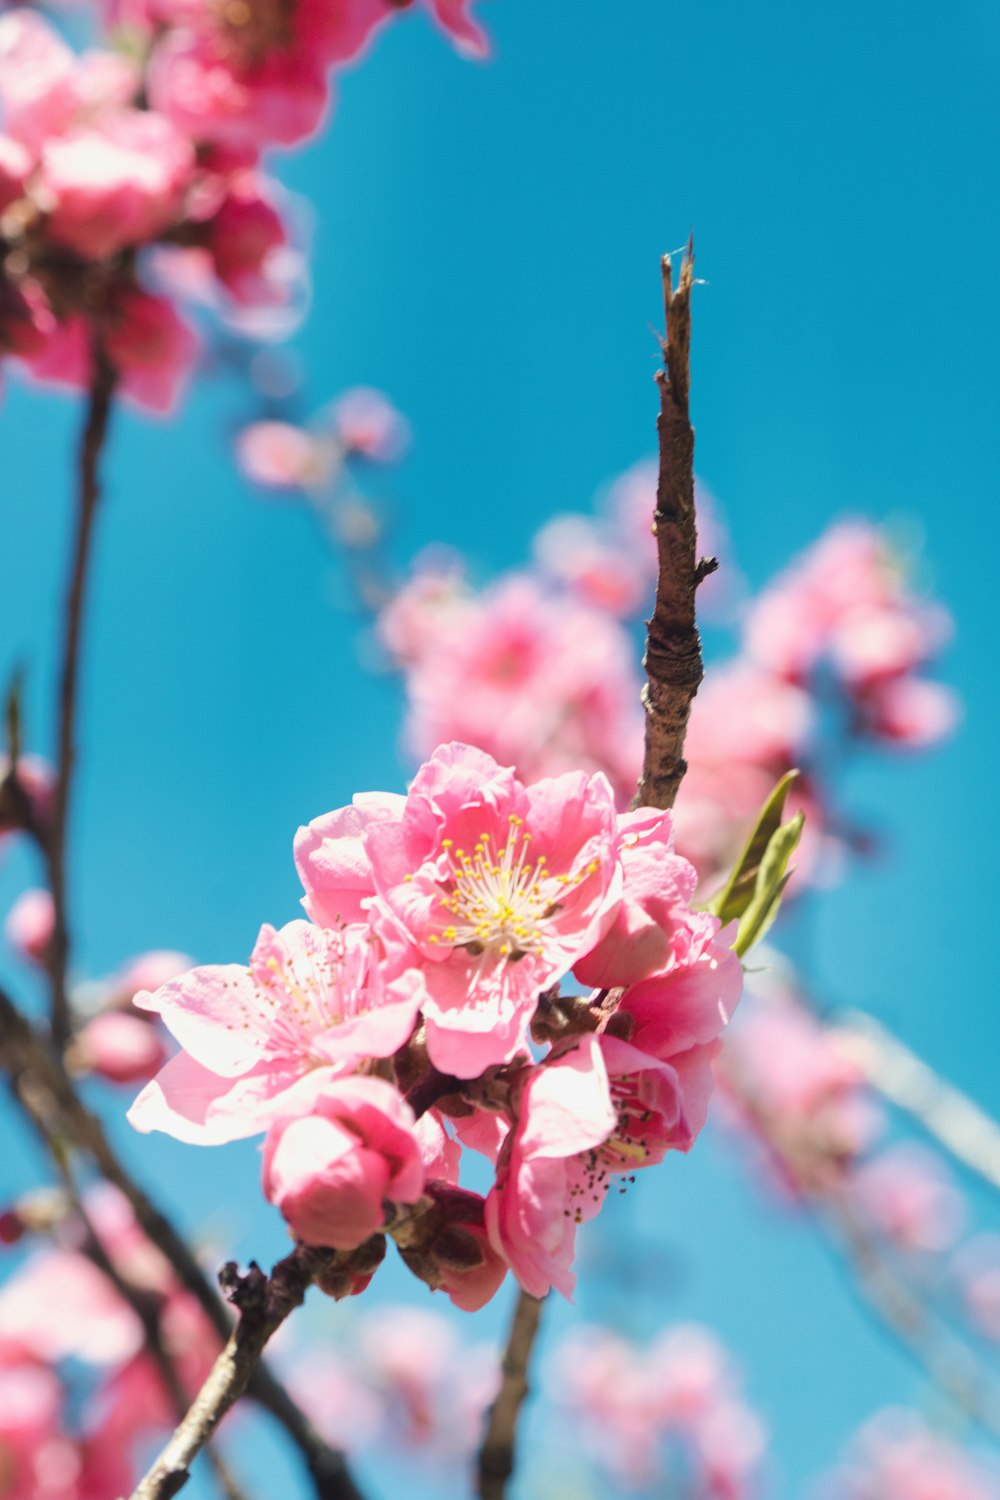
[706,770,800,924]
[732,811,805,958]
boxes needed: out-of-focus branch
[0,986,362,1500]
[46,338,117,1052]
[477,1290,542,1500]
[834,1010,1000,1196]
[2,1026,247,1500]
[634,240,714,814]
[130,1249,365,1500]
[722,1054,1000,1443]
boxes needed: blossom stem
[0,985,363,1500]
[45,334,117,1052]
[634,240,714,814]
[129,1248,365,1500]
[476,1289,543,1500]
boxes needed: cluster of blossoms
[375,464,956,891]
[548,1323,766,1499]
[0,1185,219,1498]
[127,741,742,1304]
[0,2,484,411]
[818,1409,1000,1499]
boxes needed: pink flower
[23,291,200,415]
[236,419,322,490]
[427,0,490,58]
[0,277,56,359]
[376,555,471,666]
[39,110,194,260]
[397,576,644,804]
[397,1182,508,1312]
[859,675,960,747]
[532,513,649,617]
[0,133,30,211]
[205,172,287,305]
[361,743,623,1076]
[72,1010,168,1086]
[0,10,78,152]
[0,1349,79,1500]
[262,1075,424,1249]
[111,949,194,1004]
[332,386,410,462]
[3,887,54,965]
[825,1409,1000,1500]
[485,1035,617,1298]
[128,918,419,1144]
[850,1143,965,1254]
[295,792,405,928]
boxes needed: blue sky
[2,1,999,1495]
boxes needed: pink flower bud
[331,386,409,463]
[262,1077,425,1250]
[3,888,54,966]
[73,1011,168,1086]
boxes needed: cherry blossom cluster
[819,1409,1000,1500]
[0,1185,219,1499]
[126,741,742,1305]
[548,1322,766,1499]
[0,2,484,411]
[376,466,957,892]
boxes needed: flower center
[429,813,596,961]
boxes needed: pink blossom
[111,949,194,1004]
[261,1075,424,1249]
[427,0,490,58]
[128,919,419,1144]
[397,1182,508,1312]
[532,512,649,617]
[823,1409,1000,1500]
[23,292,200,415]
[0,277,57,358]
[0,133,30,210]
[3,887,54,965]
[72,1010,168,1086]
[0,1247,142,1366]
[0,1348,80,1500]
[39,110,194,260]
[361,743,623,1076]
[147,27,332,150]
[859,674,960,747]
[236,419,322,490]
[954,1235,1000,1342]
[332,386,410,462]
[397,577,644,804]
[295,792,405,928]
[485,1035,617,1298]
[683,662,813,770]
[205,173,287,305]
[0,10,78,152]
[376,555,471,666]
[850,1143,965,1254]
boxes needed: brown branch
[45,336,117,1051]
[634,239,707,814]
[130,1248,365,1500]
[3,1052,247,1500]
[0,986,362,1500]
[476,1289,543,1500]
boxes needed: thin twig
[476,1290,543,1500]
[473,247,709,1500]
[0,986,361,1500]
[834,1011,1000,1197]
[45,338,117,1052]
[634,239,710,814]
[130,1248,364,1500]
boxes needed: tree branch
[130,1248,365,1500]
[476,1289,542,1500]
[0,986,361,1500]
[634,240,708,814]
[45,337,117,1052]
[834,1011,1000,1198]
